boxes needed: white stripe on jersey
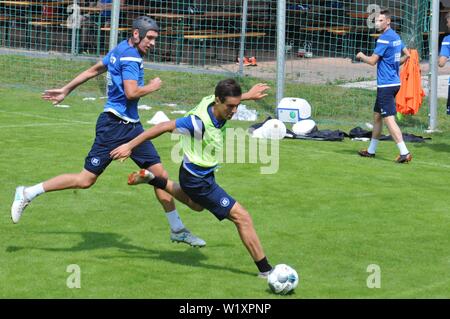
[377,39,390,44]
[377,83,401,88]
[442,42,450,45]
[120,57,143,63]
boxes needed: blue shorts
[84,112,161,176]
[374,86,400,118]
[179,165,236,221]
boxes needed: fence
[0,0,445,131]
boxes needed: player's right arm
[110,120,177,160]
[123,77,162,100]
[42,61,107,104]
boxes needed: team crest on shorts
[91,157,101,166]
[220,197,230,207]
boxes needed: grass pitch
[0,59,449,298]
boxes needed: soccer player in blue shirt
[438,12,450,116]
[11,16,206,247]
[356,9,412,163]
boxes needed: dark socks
[255,256,272,273]
[148,176,168,190]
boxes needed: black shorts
[374,86,400,118]
[179,165,236,221]
[84,112,161,176]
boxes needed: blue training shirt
[102,40,144,123]
[440,35,450,84]
[174,105,226,177]
[373,28,404,88]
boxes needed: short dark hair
[379,9,391,20]
[215,79,242,103]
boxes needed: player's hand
[246,83,270,100]
[42,88,68,105]
[110,143,132,161]
[148,77,162,92]
[356,52,365,60]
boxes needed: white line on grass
[0,110,93,124]
[1,110,448,170]
[0,122,92,128]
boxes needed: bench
[181,32,266,65]
[27,20,66,51]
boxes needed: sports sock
[367,138,379,154]
[397,141,409,156]
[148,176,168,190]
[255,256,272,273]
[24,183,45,201]
[166,210,185,232]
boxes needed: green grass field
[0,58,449,298]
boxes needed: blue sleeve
[102,51,111,66]
[121,48,142,81]
[174,115,204,139]
[374,39,389,57]
[122,61,140,81]
[440,39,450,57]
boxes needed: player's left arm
[400,47,410,65]
[241,83,270,101]
[110,120,176,160]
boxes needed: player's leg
[11,112,114,224]
[178,166,272,277]
[129,165,203,212]
[383,116,403,143]
[358,89,384,157]
[371,112,383,140]
[11,169,98,224]
[380,86,411,163]
[129,139,205,247]
[42,169,98,191]
[228,203,265,261]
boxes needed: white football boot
[11,186,30,224]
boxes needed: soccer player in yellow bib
[111,79,274,277]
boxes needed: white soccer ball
[267,264,299,295]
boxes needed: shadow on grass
[414,142,450,153]
[6,231,255,277]
[332,149,394,162]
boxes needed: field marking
[0,122,92,128]
[1,110,449,170]
[0,109,93,125]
